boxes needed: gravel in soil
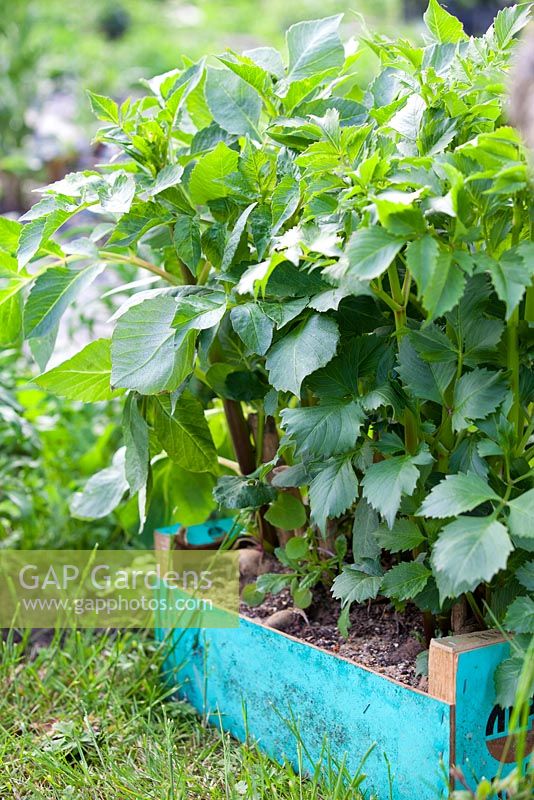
[240,560,427,690]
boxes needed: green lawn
[0,630,370,799]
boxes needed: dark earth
[240,558,427,690]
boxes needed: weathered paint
[158,623,452,799]
[454,640,534,787]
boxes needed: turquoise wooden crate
[155,524,533,799]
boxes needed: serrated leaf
[35,339,120,402]
[309,457,358,533]
[266,314,339,396]
[343,227,403,281]
[173,215,201,274]
[230,303,274,355]
[516,560,534,592]
[286,15,344,82]
[122,394,149,494]
[421,250,465,321]
[17,210,72,268]
[213,475,276,509]
[265,494,307,530]
[332,565,382,605]
[418,472,499,518]
[493,4,532,48]
[494,654,528,708]
[424,0,466,44]
[205,67,262,139]
[24,264,104,339]
[362,453,428,528]
[70,448,128,520]
[397,338,455,404]
[432,516,513,598]
[377,518,425,553]
[381,562,431,602]
[221,202,256,271]
[452,368,507,432]
[189,142,239,205]
[87,91,119,123]
[154,393,217,472]
[507,489,534,540]
[271,175,300,235]
[352,499,381,561]
[111,296,195,394]
[488,248,534,320]
[281,400,364,458]
[503,596,534,634]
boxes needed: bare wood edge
[240,614,443,701]
[154,529,178,551]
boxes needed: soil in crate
[240,573,426,689]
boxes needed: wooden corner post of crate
[429,631,534,789]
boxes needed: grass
[0,629,370,799]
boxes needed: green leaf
[153,393,217,473]
[35,339,119,402]
[122,394,149,494]
[173,290,227,343]
[148,165,184,197]
[111,296,195,394]
[265,494,307,530]
[432,516,513,598]
[405,235,439,301]
[503,596,534,634]
[397,338,455,404]
[285,536,310,559]
[286,15,344,82]
[452,368,507,432]
[205,67,262,139]
[242,583,266,607]
[423,0,466,44]
[213,475,276,509]
[516,560,534,592]
[362,452,430,528]
[230,303,274,355]
[161,462,216,526]
[507,489,534,540]
[0,216,22,254]
[309,456,358,533]
[420,250,465,321]
[418,472,499,518]
[381,562,431,602]
[24,264,103,339]
[70,448,128,520]
[494,654,528,708]
[221,202,257,271]
[488,248,534,320]
[493,4,532,48]
[265,314,339,396]
[281,400,364,458]
[17,210,72,268]
[332,565,382,605]
[352,499,381,561]
[87,91,119,123]
[343,227,403,281]
[377,518,425,553]
[293,585,313,609]
[173,215,201,274]
[189,142,239,205]
[271,175,300,235]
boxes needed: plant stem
[507,305,521,438]
[222,399,256,475]
[255,407,265,468]
[98,250,179,285]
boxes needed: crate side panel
[455,641,533,786]
[161,619,452,800]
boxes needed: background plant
[2,2,533,703]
